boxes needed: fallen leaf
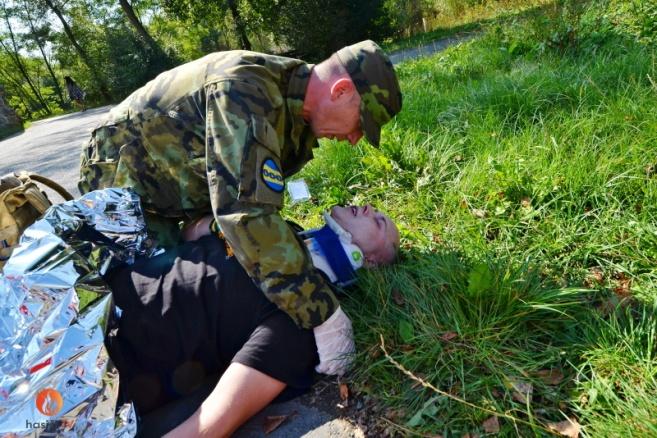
[392,289,405,306]
[368,345,381,359]
[472,208,487,218]
[589,267,604,283]
[385,408,406,421]
[339,382,349,402]
[263,412,294,434]
[507,378,533,404]
[547,418,581,437]
[482,416,500,433]
[440,331,458,342]
[613,273,632,298]
[536,369,564,385]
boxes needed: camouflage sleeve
[204,79,339,329]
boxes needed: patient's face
[330,205,399,265]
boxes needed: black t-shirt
[104,234,319,416]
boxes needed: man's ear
[329,78,355,102]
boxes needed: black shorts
[104,234,319,415]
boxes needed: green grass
[285,6,657,436]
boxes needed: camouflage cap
[335,40,402,146]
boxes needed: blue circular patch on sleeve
[261,158,285,192]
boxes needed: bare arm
[163,363,286,438]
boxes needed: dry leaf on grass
[385,408,406,421]
[536,369,564,385]
[613,273,632,298]
[440,331,458,342]
[392,289,405,306]
[521,197,531,208]
[339,382,350,402]
[547,418,581,437]
[263,412,295,435]
[482,416,500,433]
[583,267,604,289]
[508,378,533,404]
[589,267,604,283]
[472,208,487,219]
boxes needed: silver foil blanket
[0,188,157,437]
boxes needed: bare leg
[162,363,286,438]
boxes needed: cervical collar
[301,212,364,286]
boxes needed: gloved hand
[313,306,355,375]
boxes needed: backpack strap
[15,172,74,202]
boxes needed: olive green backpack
[0,171,73,270]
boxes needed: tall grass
[286,3,657,435]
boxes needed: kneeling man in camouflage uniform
[78,40,401,386]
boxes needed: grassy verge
[286,3,657,435]
[381,0,550,53]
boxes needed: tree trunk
[0,2,51,113]
[21,1,66,106]
[118,0,169,62]
[42,0,112,101]
[227,0,251,50]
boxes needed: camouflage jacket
[79,51,339,328]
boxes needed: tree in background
[161,0,253,50]
[41,0,112,101]
[118,0,174,71]
[249,0,391,61]
[0,0,51,115]
[16,0,66,108]
[0,0,437,124]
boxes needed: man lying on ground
[103,204,400,437]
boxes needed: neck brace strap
[305,224,357,286]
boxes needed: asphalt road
[0,106,111,200]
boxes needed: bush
[268,0,392,61]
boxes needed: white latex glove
[313,306,355,375]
